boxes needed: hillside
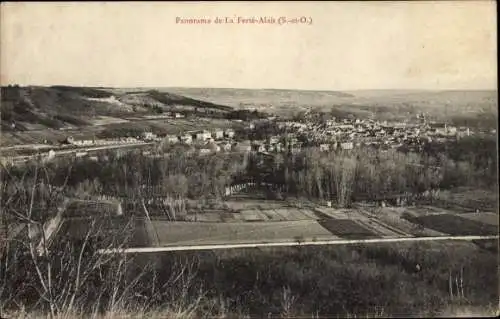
[2,86,496,132]
[165,87,356,115]
[165,87,498,125]
[0,86,233,132]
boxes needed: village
[2,110,494,166]
[269,113,484,153]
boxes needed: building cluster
[247,135,304,154]
[163,128,234,145]
[158,128,247,156]
[5,111,487,167]
[270,116,474,152]
[64,136,142,147]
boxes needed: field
[368,207,447,237]
[141,220,337,246]
[144,239,498,317]
[165,87,497,123]
[49,196,499,251]
[96,117,238,138]
[459,212,499,226]
[57,216,133,245]
[89,116,130,126]
[0,117,239,147]
[353,218,405,237]
[184,212,225,222]
[1,85,240,146]
[317,219,379,239]
[404,214,498,236]
[130,217,154,247]
[431,187,499,212]
[224,199,295,211]
[64,200,120,218]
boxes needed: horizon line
[2,84,497,92]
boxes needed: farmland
[459,212,498,226]
[64,200,120,218]
[53,196,499,247]
[430,187,499,212]
[404,214,499,236]
[97,117,238,138]
[317,219,378,239]
[0,117,240,147]
[166,87,497,124]
[364,207,448,237]
[1,85,239,146]
[56,216,133,246]
[140,240,498,318]
[1,85,498,318]
[142,220,337,246]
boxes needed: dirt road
[97,234,499,254]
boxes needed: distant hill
[164,87,498,126]
[2,86,496,132]
[0,86,233,131]
[164,87,355,114]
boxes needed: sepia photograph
[0,1,498,318]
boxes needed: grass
[404,214,499,236]
[64,200,120,218]
[432,187,499,212]
[459,212,499,226]
[317,219,379,239]
[89,116,130,126]
[374,207,447,237]
[56,216,134,247]
[177,241,497,317]
[165,88,497,122]
[144,220,336,246]
[2,232,498,318]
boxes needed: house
[224,129,235,139]
[220,142,232,152]
[180,134,193,145]
[268,136,280,144]
[46,150,56,160]
[340,142,354,150]
[206,142,221,153]
[64,136,75,144]
[233,141,252,152]
[198,148,212,155]
[320,144,330,152]
[326,119,336,127]
[447,126,457,135]
[142,132,156,140]
[275,142,284,153]
[289,145,301,154]
[212,129,224,140]
[42,150,56,163]
[194,130,212,141]
[252,143,266,152]
[165,135,179,144]
[73,139,94,146]
[456,127,470,137]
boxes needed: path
[97,234,499,254]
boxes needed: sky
[0,1,497,91]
